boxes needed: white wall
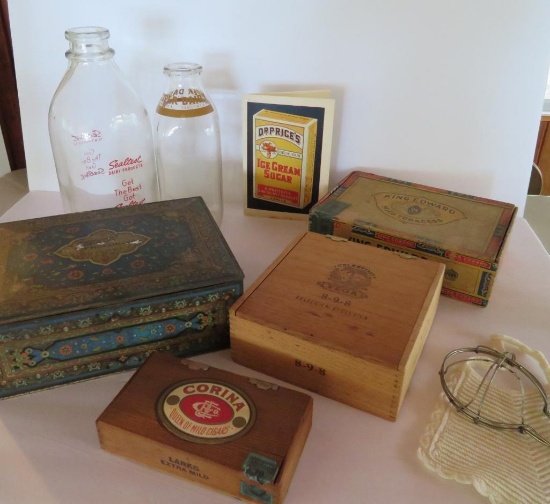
[8,0,550,212]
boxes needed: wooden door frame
[0,0,25,171]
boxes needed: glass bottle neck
[164,62,202,79]
[65,27,115,62]
[163,63,205,90]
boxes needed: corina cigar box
[96,351,313,504]
[0,197,243,398]
[230,232,445,421]
[309,171,517,306]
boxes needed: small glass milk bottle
[48,27,159,213]
[155,63,223,225]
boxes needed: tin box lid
[0,198,243,325]
[310,171,517,262]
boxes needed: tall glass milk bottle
[155,63,223,225]
[48,27,159,213]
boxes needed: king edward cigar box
[309,171,517,306]
[97,351,313,504]
[230,232,445,421]
[0,198,243,398]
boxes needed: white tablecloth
[0,192,549,504]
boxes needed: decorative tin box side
[0,284,242,398]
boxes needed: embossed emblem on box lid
[54,229,151,266]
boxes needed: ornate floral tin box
[97,351,313,504]
[0,198,243,398]
[309,171,517,306]
[230,232,445,421]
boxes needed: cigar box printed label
[253,110,317,209]
[158,379,256,444]
[373,193,467,226]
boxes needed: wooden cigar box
[96,351,313,504]
[230,232,445,421]
[0,198,243,398]
[309,171,517,306]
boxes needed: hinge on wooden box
[325,235,348,243]
[249,378,279,391]
[392,251,418,260]
[180,359,210,371]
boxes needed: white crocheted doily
[418,335,550,504]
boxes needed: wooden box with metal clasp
[96,351,313,504]
[230,232,445,421]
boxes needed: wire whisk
[439,345,550,447]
